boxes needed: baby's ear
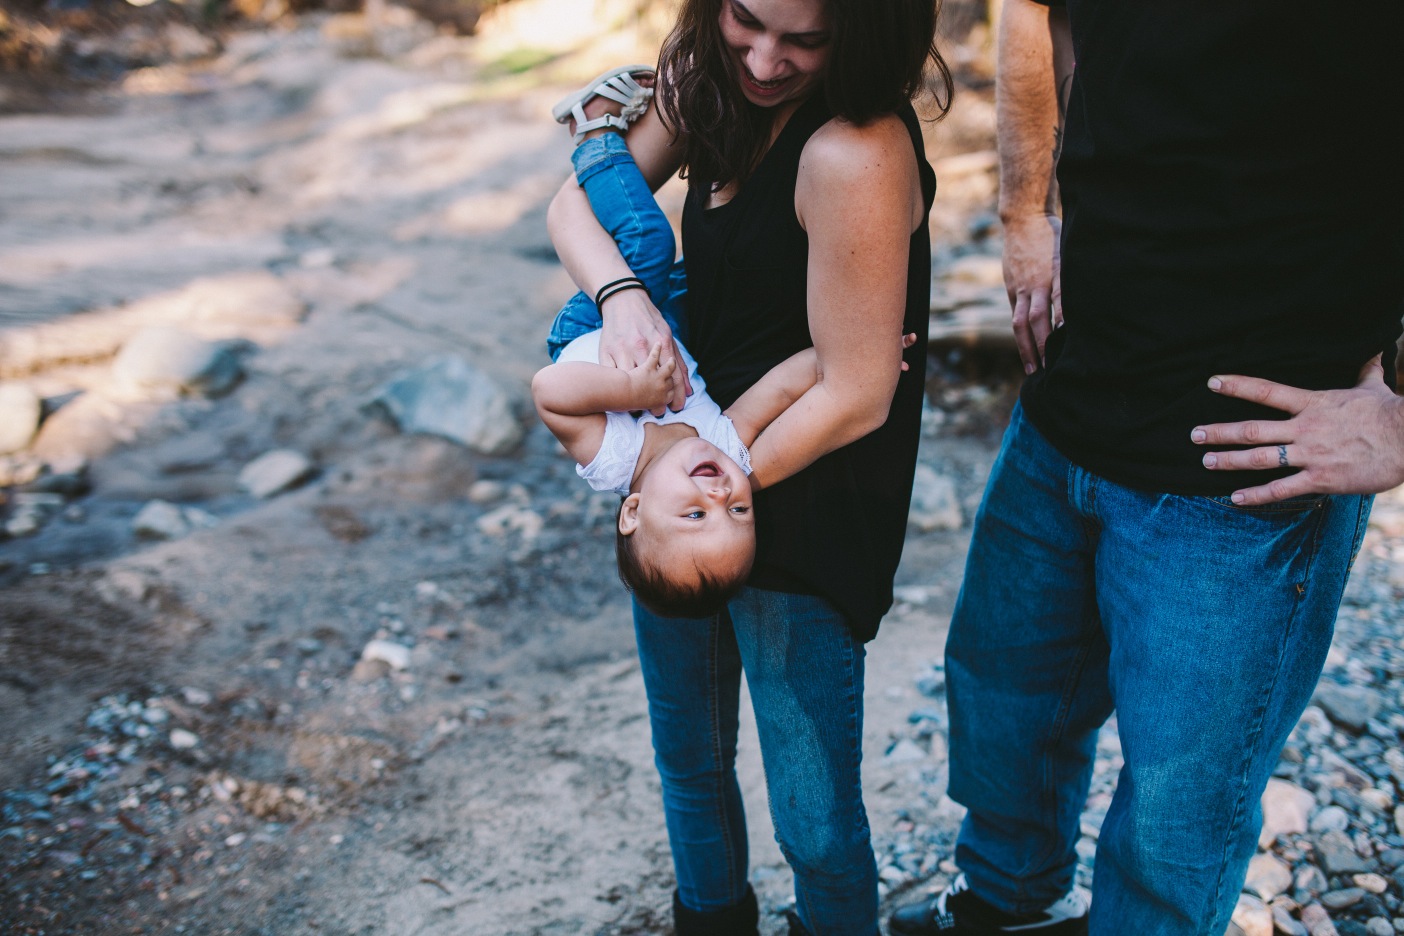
[618,493,641,535]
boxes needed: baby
[533,66,912,618]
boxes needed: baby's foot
[553,66,655,144]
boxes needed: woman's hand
[598,288,691,415]
[624,342,679,414]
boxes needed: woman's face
[717,0,832,110]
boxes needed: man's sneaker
[887,874,1089,935]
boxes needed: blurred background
[1,2,1401,934]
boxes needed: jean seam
[706,616,740,904]
[1203,500,1327,931]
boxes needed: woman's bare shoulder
[796,112,920,230]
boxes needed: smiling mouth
[690,461,722,478]
[742,66,788,93]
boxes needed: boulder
[0,383,42,453]
[110,327,244,400]
[239,449,315,499]
[372,356,522,455]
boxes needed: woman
[547,2,950,933]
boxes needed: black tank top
[682,94,936,641]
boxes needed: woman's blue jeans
[946,403,1372,934]
[634,588,880,936]
[546,132,686,362]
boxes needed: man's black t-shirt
[1023,0,1404,494]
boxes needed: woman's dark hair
[657,0,953,193]
[616,518,752,619]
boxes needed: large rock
[0,384,42,454]
[1261,778,1316,848]
[110,327,244,401]
[239,449,316,499]
[372,356,522,455]
[908,463,963,532]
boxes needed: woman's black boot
[673,885,759,936]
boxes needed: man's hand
[1003,213,1062,374]
[597,289,691,415]
[625,343,678,414]
[1193,355,1404,505]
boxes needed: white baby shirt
[556,330,751,496]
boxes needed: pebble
[1322,889,1366,911]
[360,639,410,671]
[1365,920,1393,936]
[169,729,199,750]
[1317,830,1373,875]
[1313,806,1352,834]
[372,356,523,455]
[1275,904,1310,936]
[238,449,315,499]
[1301,903,1341,936]
[1246,853,1294,900]
[132,500,219,540]
[1312,682,1384,734]
[1263,779,1317,848]
[1353,874,1389,895]
[1233,893,1273,936]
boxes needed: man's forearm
[997,0,1073,223]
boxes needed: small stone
[1301,903,1340,936]
[1355,874,1389,895]
[1394,805,1404,837]
[181,687,213,706]
[1274,904,1309,936]
[238,450,315,499]
[372,356,522,455]
[1313,806,1352,834]
[884,738,927,764]
[360,640,410,671]
[1364,919,1392,936]
[132,500,191,540]
[169,729,199,750]
[110,327,243,400]
[224,832,247,847]
[350,659,390,682]
[1359,789,1395,814]
[475,505,543,540]
[1296,865,1329,895]
[467,480,505,504]
[1313,682,1384,734]
[908,464,963,532]
[1247,854,1295,900]
[1262,779,1318,848]
[0,383,42,454]
[1322,889,1366,911]
[1319,830,1373,875]
[1233,893,1274,936]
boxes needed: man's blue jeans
[635,588,880,936]
[946,403,1372,934]
[546,132,686,362]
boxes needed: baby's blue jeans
[946,402,1372,934]
[546,132,686,362]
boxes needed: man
[890,1,1404,933]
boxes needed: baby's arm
[723,349,821,448]
[532,344,677,465]
[725,333,918,447]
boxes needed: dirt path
[0,4,1009,933]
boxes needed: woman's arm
[743,114,924,489]
[726,334,917,447]
[546,102,692,410]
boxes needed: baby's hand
[899,332,918,372]
[627,343,678,412]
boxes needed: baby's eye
[730,505,750,515]
[685,510,705,520]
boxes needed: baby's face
[633,437,756,576]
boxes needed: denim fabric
[946,403,1372,934]
[634,587,880,936]
[546,132,687,361]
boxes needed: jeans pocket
[1205,492,1325,515]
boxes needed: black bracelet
[596,280,649,308]
[594,276,647,309]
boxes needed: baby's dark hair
[615,514,752,619]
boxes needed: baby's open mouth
[690,461,722,478]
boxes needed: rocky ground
[1,3,1401,935]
